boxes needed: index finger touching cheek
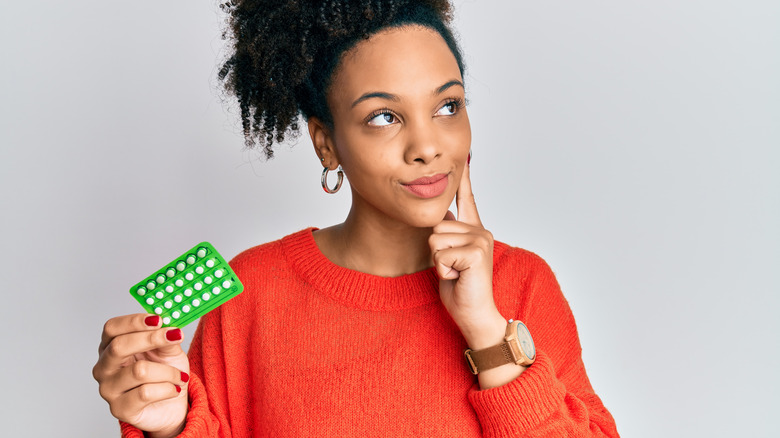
[456,158,482,227]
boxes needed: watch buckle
[463,349,479,375]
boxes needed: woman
[93,1,619,436]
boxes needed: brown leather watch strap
[464,342,514,375]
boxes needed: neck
[314,199,435,277]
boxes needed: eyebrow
[350,79,465,108]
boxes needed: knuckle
[131,361,150,381]
[474,231,492,248]
[98,383,111,401]
[109,403,128,421]
[102,319,116,337]
[105,337,125,358]
[92,363,104,382]
[137,384,154,403]
[147,329,161,346]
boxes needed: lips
[401,173,449,198]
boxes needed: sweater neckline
[281,228,440,311]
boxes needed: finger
[443,210,456,222]
[101,360,189,401]
[111,382,184,422]
[432,245,485,280]
[432,218,481,235]
[429,232,478,254]
[97,327,185,373]
[100,313,162,354]
[456,160,482,227]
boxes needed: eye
[366,111,397,127]
[435,98,464,116]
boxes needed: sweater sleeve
[119,309,227,437]
[467,251,620,437]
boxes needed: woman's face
[322,25,471,228]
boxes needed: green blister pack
[129,242,244,328]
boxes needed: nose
[403,117,441,165]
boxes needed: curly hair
[218,0,465,158]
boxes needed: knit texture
[122,228,619,437]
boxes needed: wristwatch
[463,319,536,375]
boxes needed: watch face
[516,322,536,360]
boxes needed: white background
[1,0,778,436]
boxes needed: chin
[405,218,445,229]
[398,203,453,229]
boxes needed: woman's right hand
[93,313,190,438]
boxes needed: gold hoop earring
[321,165,343,194]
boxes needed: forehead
[329,25,463,104]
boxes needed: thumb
[153,328,187,357]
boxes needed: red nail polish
[467,152,472,166]
[181,372,190,383]
[144,315,160,327]
[175,385,181,393]
[166,329,182,341]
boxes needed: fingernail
[144,315,160,327]
[175,385,181,393]
[166,329,183,341]
[181,372,190,383]
[467,151,472,166]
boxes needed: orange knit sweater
[122,228,618,437]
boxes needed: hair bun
[219,0,457,158]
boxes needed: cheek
[340,146,395,190]
[439,112,471,146]
[440,120,472,159]
[339,134,398,178]
[456,115,472,148]
[356,155,397,188]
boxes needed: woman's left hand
[429,162,507,350]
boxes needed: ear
[308,117,339,169]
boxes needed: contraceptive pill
[129,242,243,328]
